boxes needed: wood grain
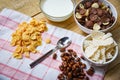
[0,0,40,16]
[0,0,120,80]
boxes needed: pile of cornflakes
[11,18,47,59]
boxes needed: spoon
[29,37,72,68]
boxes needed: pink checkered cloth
[0,8,105,80]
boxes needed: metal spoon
[29,37,72,68]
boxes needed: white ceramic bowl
[74,0,117,34]
[40,0,74,22]
[81,35,118,66]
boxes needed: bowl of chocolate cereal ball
[74,0,117,34]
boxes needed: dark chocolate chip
[97,8,103,16]
[86,67,95,76]
[85,20,94,29]
[67,49,74,53]
[89,14,98,21]
[53,53,57,59]
[85,1,92,9]
[60,48,66,52]
[90,8,97,14]
[80,9,86,15]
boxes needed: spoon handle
[30,47,58,68]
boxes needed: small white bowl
[81,35,118,66]
[74,0,117,34]
[40,0,74,22]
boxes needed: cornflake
[11,18,47,59]
[45,38,51,44]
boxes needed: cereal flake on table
[45,38,51,44]
[11,18,47,59]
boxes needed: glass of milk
[40,0,74,22]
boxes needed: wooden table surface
[0,0,120,80]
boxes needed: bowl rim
[40,0,74,18]
[73,0,118,33]
[81,34,118,65]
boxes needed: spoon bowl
[57,37,72,49]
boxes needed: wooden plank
[104,63,120,80]
[0,0,41,16]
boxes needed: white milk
[41,0,73,17]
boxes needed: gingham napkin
[0,8,105,80]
